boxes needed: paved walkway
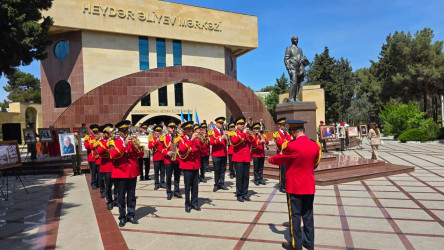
[1,139,444,249]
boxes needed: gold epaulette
[93,141,101,148]
[263,134,267,139]
[316,141,322,165]
[273,132,280,139]
[226,131,236,137]
[84,135,90,141]
[159,135,165,142]
[280,140,288,154]
[208,130,215,136]
[174,136,182,144]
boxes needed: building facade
[41,0,258,126]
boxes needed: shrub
[398,118,440,142]
[398,129,430,142]
[379,101,425,138]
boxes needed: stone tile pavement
[1,139,444,249]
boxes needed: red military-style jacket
[227,132,234,155]
[148,136,164,162]
[210,128,227,157]
[230,130,255,162]
[84,133,96,162]
[200,133,210,157]
[109,137,143,178]
[177,135,201,170]
[274,130,291,154]
[251,133,269,158]
[160,133,180,165]
[96,139,113,173]
[268,135,320,195]
[92,140,102,165]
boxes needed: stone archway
[53,66,274,130]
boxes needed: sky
[1,0,443,102]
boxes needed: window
[139,36,149,70]
[54,80,71,108]
[141,94,151,106]
[156,38,166,68]
[54,41,69,60]
[158,86,168,106]
[174,83,183,106]
[173,40,182,66]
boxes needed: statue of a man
[284,35,309,102]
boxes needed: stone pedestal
[275,101,317,140]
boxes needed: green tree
[345,93,371,125]
[0,0,54,75]
[306,46,340,123]
[379,101,425,138]
[372,28,444,119]
[3,69,41,103]
[0,100,9,112]
[353,67,382,122]
[260,85,274,92]
[334,57,355,121]
[274,73,289,94]
[262,73,290,120]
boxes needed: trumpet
[259,132,269,150]
[245,128,253,137]
[127,136,144,152]
[194,132,206,142]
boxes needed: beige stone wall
[0,103,42,142]
[182,41,225,73]
[82,30,140,92]
[44,0,258,53]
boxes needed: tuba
[170,131,178,161]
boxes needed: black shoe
[145,176,151,180]
[167,194,172,200]
[282,242,295,250]
[254,181,259,186]
[139,176,144,181]
[213,186,218,192]
[191,205,201,211]
[73,172,77,176]
[154,185,159,190]
[92,185,97,190]
[279,188,286,193]
[205,169,210,172]
[237,197,244,202]
[243,196,251,201]
[229,175,234,179]
[114,202,119,207]
[118,218,127,227]
[260,180,266,185]
[127,217,139,224]
[173,193,182,198]
[107,203,113,210]
[160,184,166,188]
[219,185,229,190]
[185,206,191,213]
[302,243,314,250]
[100,192,105,198]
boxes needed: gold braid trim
[315,141,322,165]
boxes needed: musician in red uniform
[227,122,236,179]
[96,124,117,210]
[149,124,165,190]
[229,117,256,202]
[209,116,229,192]
[268,120,321,250]
[109,120,144,227]
[160,120,182,200]
[273,117,292,193]
[251,122,269,186]
[199,123,210,183]
[136,122,151,181]
[93,129,105,198]
[177,122,202,213]
[84,124,100,190]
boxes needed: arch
[54,80,72,108]
[53,66,274,130]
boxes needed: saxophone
[170,131,178,161]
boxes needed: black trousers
[89,161,99,188]
[253,157,265,181]
[321,140,327,152]
[115,177,137,220]
[98,167,106,194]
[235,162,250,197]
[212,156,227,187]
[199,155,209,179]
[104,172,118,205]
[154,160,165,187]
[138,157,150,178]
[287,193,315,250]
[279,164,286,190]
[228,154,235,177]
[72,154,81,174]
[165,163,180,195]
[183,169,199,207]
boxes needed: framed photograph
[56,128,71,135]
[0,141,22,170]
[23,129,37,144]
[80,137,88,154]
[347,127,359,137]
[337,126,346,139]
[38,128,53,142]
[359,124,368,136]
[73,127,88,136]
[59,133,77,156]
[319,125,336,140]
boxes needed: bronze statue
[284,35,309,102]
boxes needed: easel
[0,168,28,201]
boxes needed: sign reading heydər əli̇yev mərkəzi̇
[82,3,223,32]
